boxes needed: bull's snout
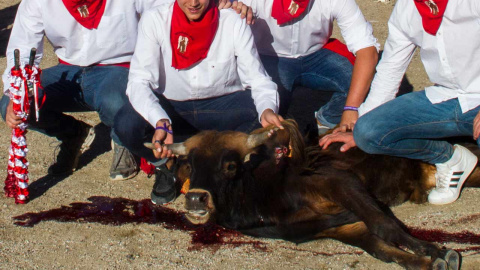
[185,192,209,209]
[184,189,214,225]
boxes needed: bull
[149,119,480,269]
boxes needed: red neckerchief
[271,0,309,25]
[170,1,219,70]
[413,0,449,35]
[62,0,107,29]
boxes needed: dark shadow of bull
[150,119,480,269]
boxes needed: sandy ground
[0,0,479,269]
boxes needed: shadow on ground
[29,123,111,200]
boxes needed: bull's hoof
[443,250,460,270]
[432,258,448,270]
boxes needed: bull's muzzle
[184,189,214,224]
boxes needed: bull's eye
[222,161,238,178]
[227,163,236,171]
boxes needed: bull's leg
[317,222,448,270]
[316,172,457,263]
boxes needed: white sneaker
[314,111,331,135]
[428,144,478,205]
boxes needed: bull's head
[145,120,304,225]
[180,129,277,225]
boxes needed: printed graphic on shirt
[77,5,90,18]
[288,1,299,16]
[177,36,189,54]
[425,0,439,15]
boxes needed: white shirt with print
[127,4,279,127]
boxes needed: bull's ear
[143,142,189,156]
[246,128,279,149]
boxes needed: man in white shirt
[113,0,283,205]
[0,0,174,180]
[320,0,480,205]
[240,0,379,133]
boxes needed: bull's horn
[143,142,188,155]
[246,127,279,149]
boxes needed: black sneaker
[109,141,139,181]
[151,163,177,205]
[48,122,95,175]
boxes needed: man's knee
[353,116,385,154]
[113,103,145,147]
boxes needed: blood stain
[13,196,480,255]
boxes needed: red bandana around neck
[62,0,107,30]
[271,0,309,25]
[413,0,449,35]
[170,1,219,70]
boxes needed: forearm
[344,46,378,108]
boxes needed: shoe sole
[109,170,139,181]
[72,126,96,172]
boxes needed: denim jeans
[114,90,260,162]
[354,90,480,164]
[260,48,353,128]
[1,64,129,142]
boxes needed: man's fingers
[240,5,248,18]
[340,142,353,152]
[218,0,231,9]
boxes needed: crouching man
[114,0,283,204]
[320,0,480,205]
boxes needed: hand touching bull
[152,119,174,159]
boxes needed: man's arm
[332,0,379,130]
[232,14,283,128]
[338,45,378,131]
[358,2,416,116]
[2,0,44,94]
[126,10,170,128]
[126,9,175,158]
[2,0,44,129]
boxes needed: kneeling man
[114,0,283,204]
[320,0,480,205]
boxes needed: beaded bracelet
[155,122,173,134]
[343,106,358,111]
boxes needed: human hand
[334,110,359,133]
[5,100,22,129]
[230,1,255,25]
[152,119,174,159]
[217,0,232,9]
[318,131,357,152]
[260,109,284,129]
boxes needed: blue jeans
[354,91,480,164]
[260,48,353,128]
[0,64,128,142]
[114,90,260,162]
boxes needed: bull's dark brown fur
[179,120,479,269]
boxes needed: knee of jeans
[0,95,9,121]
[353,118,385,155]
[113,105,144,147]
[98,96,128,127]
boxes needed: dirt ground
[0,0,479,269]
